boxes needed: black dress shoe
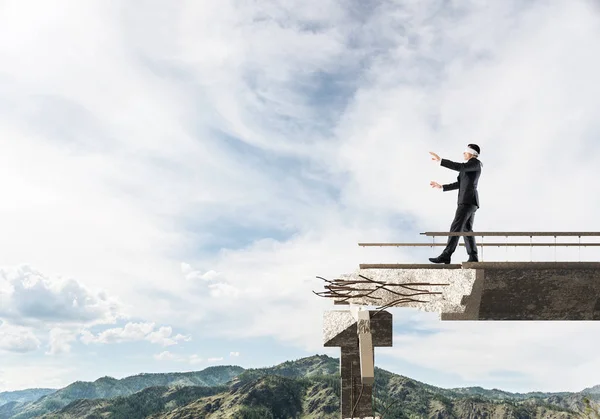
[466,255,479,262]
[429,255,451,264]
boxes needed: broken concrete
[337,267,476,316]
[333,262,600,320]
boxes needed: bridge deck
[328,262,600,320]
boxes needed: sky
[1,0,600,394]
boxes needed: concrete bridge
[319,232,600,418]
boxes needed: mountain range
[0,355,598,418]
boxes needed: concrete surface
[330,262,600,320]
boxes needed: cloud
[181,264,224,282]
[80,322,153,344]
[153,351,203,365]
[154,351,176,361]
[188,354,203,365]
[0,265,120,326]
[207,282,241,299]
[207,357,224,363]
[81,322,190,347]
[180,264,240,298]
[178,264,243,302]
[146,326,192,346]
[46,328,77,355]
[0,322,40,353]
[230,351,240,357]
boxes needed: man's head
[463,143,480,160]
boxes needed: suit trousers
[442,204,478,256]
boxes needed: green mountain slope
[40,374,339,419]
[0,402,22,419]
[3,366,243,419]
[42,367,595,419]
[0,390,56,408]
[40,385,228,419]
[4,354,600,418]
[583,385,600,395]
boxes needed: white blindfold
[464,147,479,156]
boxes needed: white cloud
[154,351,176,361]
[80,322,154,344]
[0,265,121,326]
[153,351,203,365]
[207,357,224,363]
[0,322,40,353]
[189,354,203,365]
[179,264,242,300]
[181,264,224,282]
[81,322,190,347]
[146,326,191,346]
[207,282,241,299]
[46,328,77,355]
[230,351,240,357]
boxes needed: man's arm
[441,158,480,172]
[443,182,459,191]
[429,152,462,192]
[431,181,458,191]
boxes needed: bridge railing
[358,232,600,261]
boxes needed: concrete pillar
[324,310,392,419]
[340,345,374,418]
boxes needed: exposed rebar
[314,275,448,310]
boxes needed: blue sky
[2,0,600,394]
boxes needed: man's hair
[467,144,481,155]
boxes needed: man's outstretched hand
[430,152,442,189]
[430,181,442,189]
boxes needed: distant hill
[230,353,338,383]
[368,367,592,419]
[39,385,228,419]
[2,354,600,418]
[2,365,242,419]
[583,384,600,395]
[0,390,56,408]
[40,373,337,419]
[442,386,575,401]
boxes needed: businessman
[428,144,482,264]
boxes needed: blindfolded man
[428,144,482,264]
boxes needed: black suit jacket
[441,157,482,208]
